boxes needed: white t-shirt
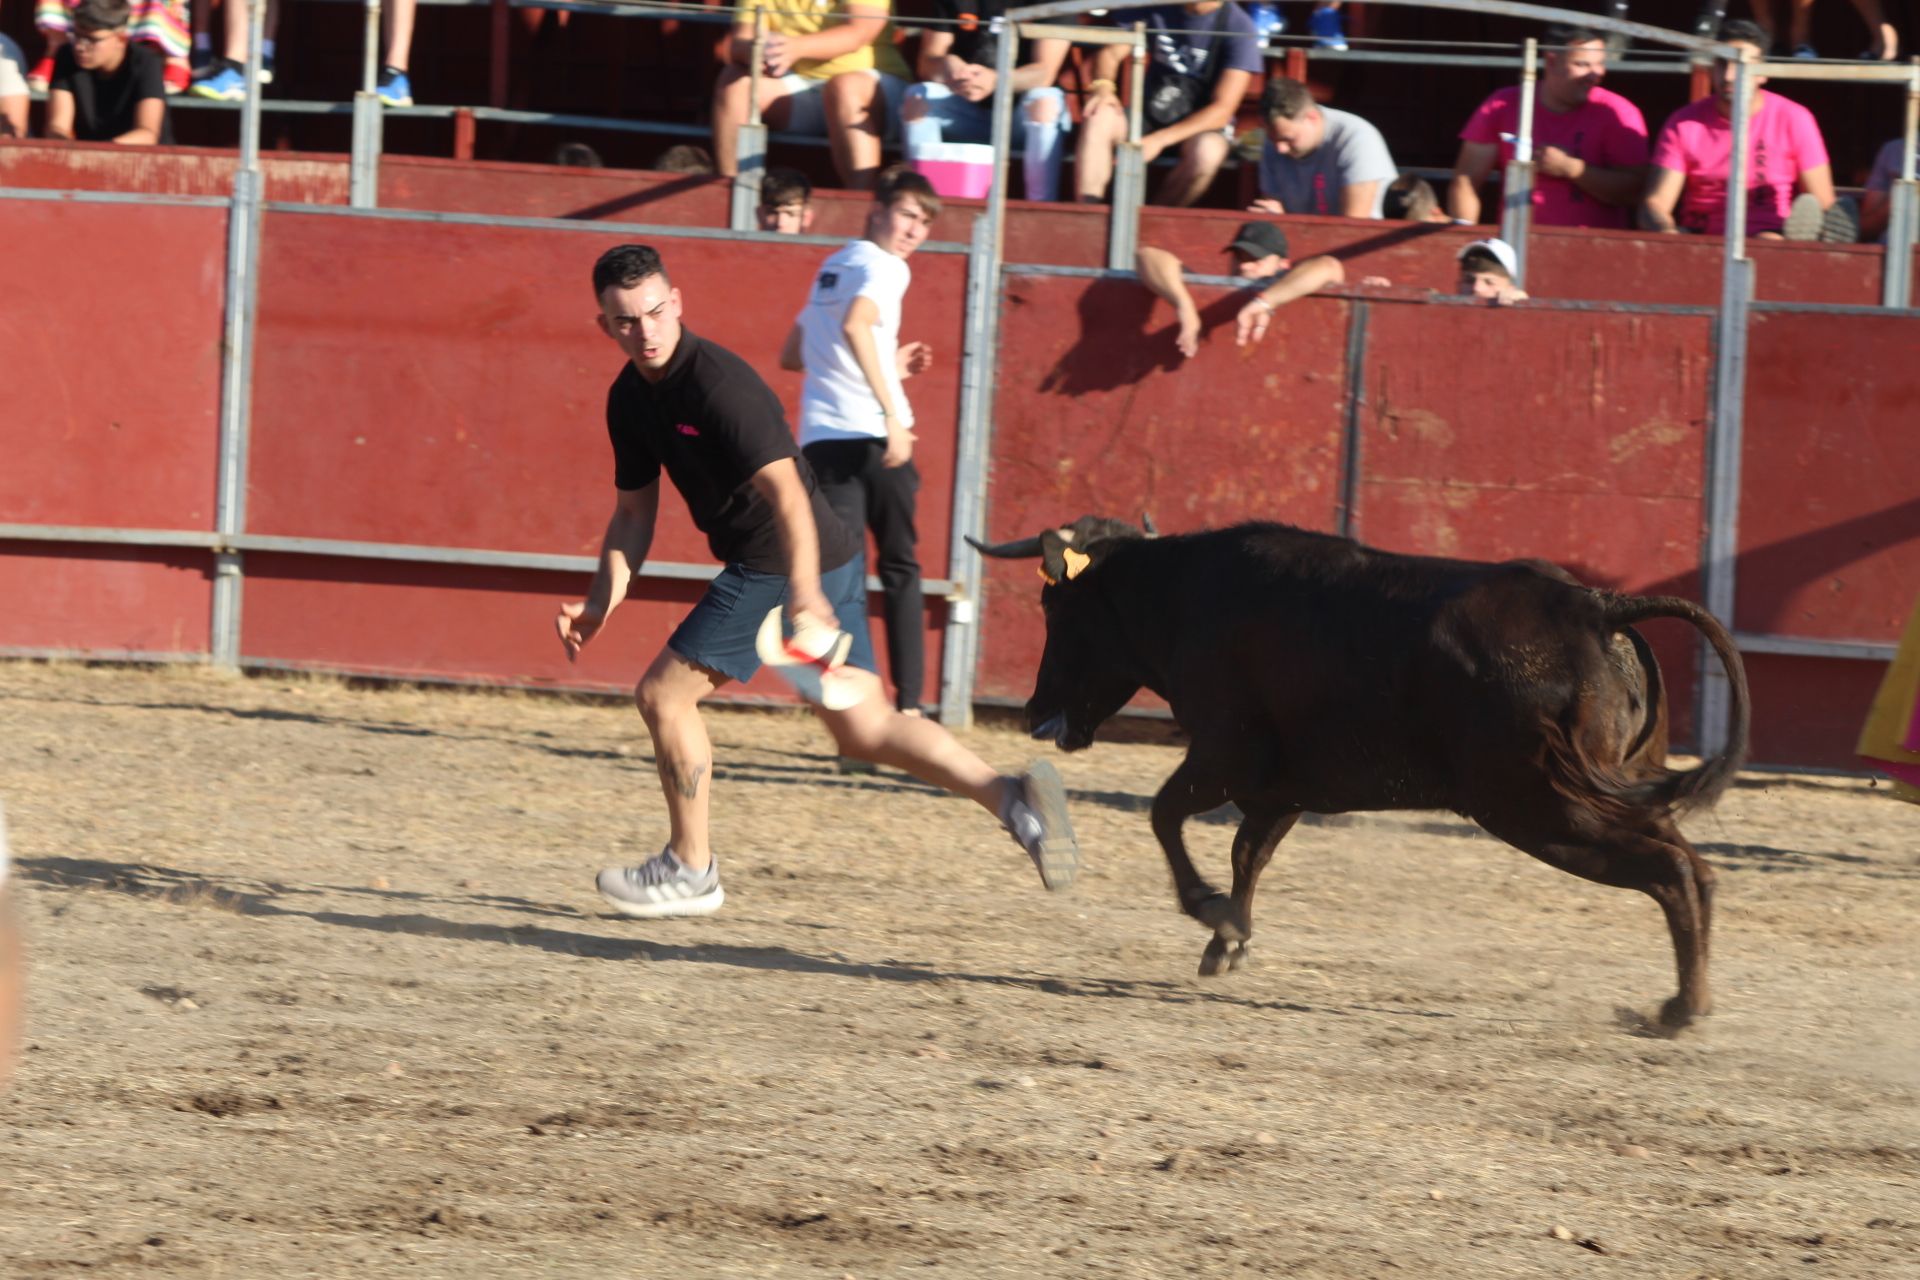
[797,238,915,445]
[0,34,32,102]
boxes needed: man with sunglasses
[46,0,171,145]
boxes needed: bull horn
[964,533,1046,559]
[1141,512,1159,537]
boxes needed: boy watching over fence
[45,0,171,144]
[759,167,816,233]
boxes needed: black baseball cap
[1225,221,1289,259]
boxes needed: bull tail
[1598,594,1751,814]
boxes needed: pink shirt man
[1459,84,1649,229]
[1650,92,1829,236]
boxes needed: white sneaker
[1003,760,1081,891]
[596,848,724,918]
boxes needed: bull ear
[1141,513,1159,537]
[1062,548,1092,580]
[1038,528,1073,585]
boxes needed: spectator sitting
[711,0,912,191]
[1640,20,1837,239]
[46,0,171,144]
[2,34,30,137]
[1448,22,1648,229]
[1135,220,1352,357]
[759,166,816,233]
[28,0,188,94]
[1075,2,1262,208]
[1383,174,1454,223]
[653,143,717,174]
[900,0,1069,201]
[191,0,416,105]
[553,141,605,168]
[1858,134,1916,242]
[1249,77,1396,218]
[1745,0,1897,61]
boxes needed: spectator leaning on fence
[1135,221,1352,358]
[28,0,187,94]
[712,0,913,191]
[1448,23,1649,229]
[901,0,1070,202]
[1075,1,1263,209]
[1,34,30,137]
[1640,20,1842,240]
[46,0,171,144]
[1250,77,1396,219]
[759,167,816,233]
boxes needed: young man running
[558,243,1078,918]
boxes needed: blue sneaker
[376,67,413,107]
[188,63,246,101]
[1247,3,1286,42]
[1310,4,1348,50]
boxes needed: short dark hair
[592,244,668,299]
[1716,18,1771,53]
[1458,247,1512,280]
[1544,22,1608,49]
[1383,174,1439,222]
[1261,77,1315,122]
[760,167,813,208]
[875,165,941,219]
[653,144,716,175]
[553,141,604,168]
[72,0,131,30]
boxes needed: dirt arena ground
[0,660,1915,1278]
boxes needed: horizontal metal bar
[255,200,975,254]
[0,647,211,665]
[0,524,955,596]
[1016,22,1142,45]
[1741,60,1920,84]
[1291,48,1692,72]
[1750,300,1920,319]
[0,187,231,208]
[1734,632,1897,660]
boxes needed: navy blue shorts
[668,555,876,685]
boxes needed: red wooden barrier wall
[1739,309,1920,765]
[240,211,965,704]
[0,198,226,657]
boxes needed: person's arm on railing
[115,95,163,146]
[1448,139,1499,225]
[1136,246,1203,358]
[1140,67,1251,163]
[1236,254,1345,346]
[1639,165,1685,233]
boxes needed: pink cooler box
[910,143,996,199]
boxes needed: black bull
[971,517,1751,1030]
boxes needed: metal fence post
[1699,52,1755,755]
[1882,61,1918,309]
[1107,23,1147,271]
[938,212,1002,726]
[729,15,770,232]
[210,0,271,669]
[350,0,385,208]
[1498,37,1537,286]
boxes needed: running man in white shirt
[780,167,938,714]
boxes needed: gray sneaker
[596,848,724,918]
[1003,760,1081,891]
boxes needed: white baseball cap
[1457,237,1519,278]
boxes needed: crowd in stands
[1,1,1914,256]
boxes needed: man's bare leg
[634,647,727,872]
[815,670,1012,813]
[1156,131,1229,208]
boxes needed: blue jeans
[902,82,1068,203]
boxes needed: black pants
[803,439,924,712]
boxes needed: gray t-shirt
[1257,106,1397,219]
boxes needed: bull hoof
[1198,936,1230,977]
[1659,994,1709,1031]
[1192,894,1246,941]
[1226,941,1252,972]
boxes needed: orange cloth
[1856,594,1920,804]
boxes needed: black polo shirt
[50,43,173,144]
[606,329,860,575]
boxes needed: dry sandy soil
[0,660,1915,1279]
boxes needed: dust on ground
[1,661,1915,1278]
